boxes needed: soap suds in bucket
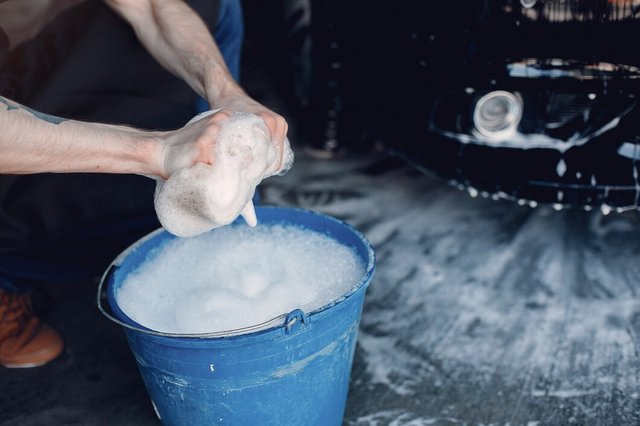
[116,223,365,334]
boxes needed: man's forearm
[105,0,243,106]
[104,0,289,165]
[0,96,163,176]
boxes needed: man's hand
[154,110,294,236]
[212,91,289,174]
[158,106,290,181]
[157,109,232,180]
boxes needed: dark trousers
[0,0,243,292]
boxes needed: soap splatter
[263,152,640,425]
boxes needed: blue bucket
[98,206,375,425]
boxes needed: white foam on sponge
[154,111,294,237]
[116,223,365,334]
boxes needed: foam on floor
[116,223,365,334]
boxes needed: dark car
[308,0,640,212]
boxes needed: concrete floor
[1,278,155,425]
[3,151,640,425]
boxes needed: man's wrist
[97,124,167,178]
[204,70,245,108]
[135,130,167,179]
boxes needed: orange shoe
[0,289,63,368]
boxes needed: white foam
[116,223,365,334]
[154,111,294,237]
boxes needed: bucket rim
[97,205,375,339]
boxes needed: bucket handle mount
[284,309,308,335]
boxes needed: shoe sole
[2,359,51,368]
[0,343,64,369]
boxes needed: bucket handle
[284,309,308,335]
[98,265,307,338]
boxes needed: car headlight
[473,90,523,140]
[520,0,537,9]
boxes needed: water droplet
[588,93,597,100]
[552,203,563,211]
[528,200,538,208]
[491,193,500,200]
[556,159,567,177]
[591,175,597,186]
[576,171,582,179]
[557,190,564,201]
[467,187,478,198]
[601,204,612,215]
[517,199,526,206]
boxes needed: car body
[308,0,640,211]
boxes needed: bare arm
[104,0,235,103]
[0,96,164,176]
[104,0,288,168]
[0,96,234,179]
